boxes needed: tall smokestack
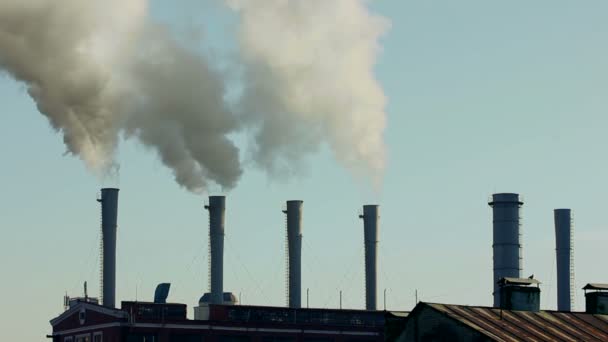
[283,200,303,308]
[205,196,225,305]
[97,188,119,308]
[488,193,523,307]
[554,209,574,311]
[359,205,379,311]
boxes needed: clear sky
[2,1,608,340]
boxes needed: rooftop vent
[498,277,540,312]
[154,283,171,304]
[583,283,608,315]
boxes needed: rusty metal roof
[427,303,608,342]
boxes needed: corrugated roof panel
[526,311,579,342]
[445,305,520,342]
[431,304,506,341]
[424,303,608,342]
[469,307,540,342]
[572,313,608,337]
[551,312,605,340]
[500,310,559,341]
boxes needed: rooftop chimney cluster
[488,193,606,313]
[195,196,381,314]
[89,188,603,315]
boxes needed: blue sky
[2,1,608,340]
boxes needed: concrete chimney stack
[97,188,119,308]
[554,209,574,311]
[488,193,523,308]
[205,196,226,305]
[360,205,379,311]
[283,200,303,308]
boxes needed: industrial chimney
[205,196,226,305]
[283,200,303,308]
[359,205,379,311]
[554,209,574,311]
[488,193,522,308]
[97,188,119,308]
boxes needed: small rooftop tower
[583,283,608,314]
[359,205,379,311]
[498,277,541,312]
[97,188,119,308]
[488,193,523,307]
[554,209,574,311]
[206,196,225,305]
[283,200,303,308]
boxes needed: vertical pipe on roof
[98,188,119,308]
[554,209,574,311]
[206,196,226,305]
[360,205,379,311]
[488,193,523,308]
[283,200,303,308]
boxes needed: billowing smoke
[0,0,143,170]
[124,27,242,192]
[227,0,390,184]
[0,0,241,192]
[0,0,389,192]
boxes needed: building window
[93,332,103,342]
[262,338,295,342]
[218,336,250,342]
[64,337,73,342]
[76,334,91,342]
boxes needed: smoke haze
[0,0,389,192]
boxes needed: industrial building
[48,190,608,341]
[49,299,393,342]
[396,300,608,341]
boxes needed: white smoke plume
[124,27,242,191]
[0,0,144,170]
[0,0,241,191]
[0,0,389,191]
[227,0,390,184]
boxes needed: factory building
[47,190,608,341]
[48,300,398,342]
[396,300,608,342]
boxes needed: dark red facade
[49,301,401,342]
